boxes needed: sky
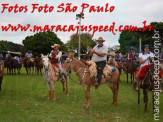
[0,0,162,47]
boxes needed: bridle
[64,57,89,82]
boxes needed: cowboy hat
[96,37,105,42]
[115,50,120,53]
[144,44,149,48]
[51,44,60,48]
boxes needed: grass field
[0,68,162,122]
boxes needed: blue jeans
[96,61,106,84]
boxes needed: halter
[64,58,89,82]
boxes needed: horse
[41,54,69,100]
[4,57,10,74]
[7,57,21,75]
[23,57,35,75]
[122,59,138,84]
[35,57,43,75]
[107,55,118,68]
[0,61,4,91]
[136,62,156,112]
[63,52,120,110]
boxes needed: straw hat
[51,44,60,48]
[96,37,105,42]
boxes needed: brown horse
[35,57,43,75]
[63,52,120,110]
[23,57,35,75]
[136,63,155,112]
[122,59,138,84]
[107,55,118,68]
[0,61,4,91]
[41,54,69,100]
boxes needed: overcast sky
[0,0,162,47]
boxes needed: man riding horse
[134,44,154,90]
[49,44,65,81]
[128,47,136,60]
[89,37,108,89]
[114,50,121,69]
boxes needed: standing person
[49,44,65,81]
[89,37,108,89]
[25,50,33,58]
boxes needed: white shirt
[92,45,108,62]
[139,52,154,67]
[25,53,33,58]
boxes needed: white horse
[41,54,69,101]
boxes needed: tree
[0,40,25,54]
[66,33,96,54]
[22,31,67,56]
[118,22,163,54]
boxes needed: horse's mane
[73,57,87,67]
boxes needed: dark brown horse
[136,63,156,112]
[23,57,32,75]
[35,57,43,74]
[63,52,120,110]
[122,59,138,84]
[6,57,21,75]
[0,61,4,91]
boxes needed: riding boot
[94,78,99,89]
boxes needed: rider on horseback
[134,44,154,90]
[49,44,65,81]
[89,37,108,89]
[114,50,121,69]
[25,50,33,58]
[128,47,135,60]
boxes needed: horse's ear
[68,52,75,59]
[41,54,44,58]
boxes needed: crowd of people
[0,39,162,90]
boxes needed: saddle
[86,60,113,79]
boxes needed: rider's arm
[94,51,106,57]
[56,51,62,59]
[139,57,149,64]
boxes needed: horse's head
[62,52,75,73]
[41,54,49,70]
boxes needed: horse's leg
[84,85,91,110]
[152,90,154,112]
[46,81,51,100]
[66,76,69,96]
[130,73,133,84]
[51,81,56,101]
[25,67,28,75]
[126,72,128,84]
[62,81,65,94]
[109,83,118,106]
[138,88,140,104]
[143,89,148,112]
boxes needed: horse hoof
[66,93,69,96]
[62,91,65,94]
[53,98,56,101]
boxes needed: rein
[65,58,89,82]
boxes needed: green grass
[0,68,162,122]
